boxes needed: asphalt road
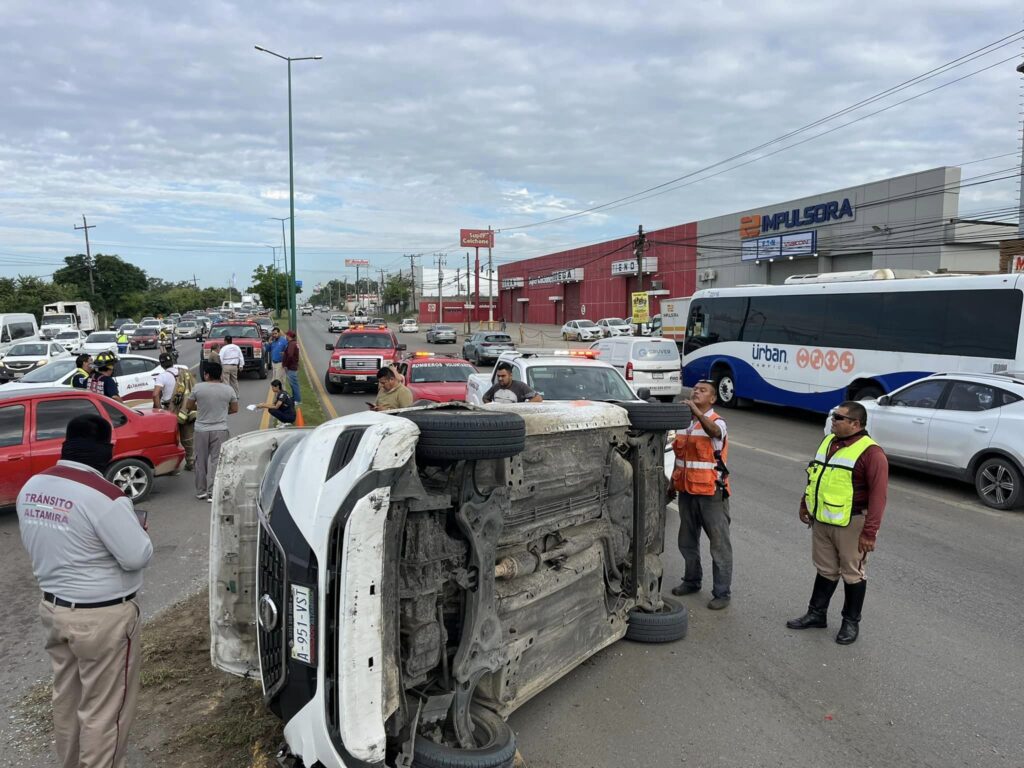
[3,316,1022,768]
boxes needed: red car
[0,388,185,506]
[201,322,268,379]
[395,352,476,403]
[324,327,406,393]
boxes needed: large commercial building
[496,167,1015,325]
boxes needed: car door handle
[974,426,990,432]
[912,418,927,424]
[5,454,25,461]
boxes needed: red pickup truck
[201,322,269,379]
[324,327,405,393]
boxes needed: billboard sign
[741,198,855,238]
[500,277,525,290]
[527,267,584,287]
[610,256,659,276]
[780,230,817,258]
[345,259,370,267]
[460,229,494,248]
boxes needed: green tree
[382,274,412,308]
[248,264,286,314]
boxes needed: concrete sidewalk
[456,321,592,348]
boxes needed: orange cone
[294,405,305,427]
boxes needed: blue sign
[761,198,854,234]
[295,279,303,289]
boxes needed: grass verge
[271,311,328,428]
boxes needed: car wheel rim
[112,466,148,498]
[980,464,1014,505]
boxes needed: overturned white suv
[209,400,690,768]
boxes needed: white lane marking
[727,440,1013,520]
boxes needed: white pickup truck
[209,400,691,768]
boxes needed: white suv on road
[828,372,1024,510]
[328,314,349,333]
[209,401,689,768]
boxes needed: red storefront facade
[496,223,698,325]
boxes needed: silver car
[426,324,457,344]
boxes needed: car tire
[258,360,268,380]
[105,459,155,502]
[625,597,688,643]
[412,707,516,768]
[401,408,526,462]
[324,372,342,395]
[562,332,568,341]
[974,457,1024,510]
[617,402,692,432]
[713,368,738,408]
[851,383,884,401]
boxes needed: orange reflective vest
[672,410,729,496]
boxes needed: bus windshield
[682,275,1024,413]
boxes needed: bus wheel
[714,369,737,408]
[852,384,884,401]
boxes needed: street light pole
[255,46,322,324]
[264,245,279,317]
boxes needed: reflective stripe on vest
[87,376,104,395]
[672,410,729,496]
[804,434,878,527]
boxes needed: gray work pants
[678,491,733,599]
[194,429,229,496]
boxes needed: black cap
[159,352,174,367]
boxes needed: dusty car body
[209,400,688,768]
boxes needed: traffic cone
[294,405,305,427]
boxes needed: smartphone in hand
[135,509,148,527]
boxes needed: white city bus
[682,272,1024,413]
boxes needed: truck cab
[323,327,405,393]
[40,302,95,339]
[201,322,268,379]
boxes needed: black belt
[43,591,136,609]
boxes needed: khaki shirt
[375,383,414,411]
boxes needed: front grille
[341,356,382,370]
[6,362,35,371]
[243,346,256,359]
[258,520,287,696]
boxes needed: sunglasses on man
[830,411,860,423]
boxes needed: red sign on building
[460,229,493,248]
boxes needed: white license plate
[290,584,316,665]
[355,375,368,382]
[652,372,664,379]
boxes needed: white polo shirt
[219,343,244,367]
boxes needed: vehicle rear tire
[851,383,884,401]
[618,402,692,432]
[412,707,516,768]
[625,597,688,643]
[105,459,155,502]
[561,332,567,341]
[974,457,1024,510]
[324,372,342,395]
[713,369,738,408]
[401,408,526,462]
[258,360,268,380]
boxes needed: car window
[50,344,65,355]
[891,380,947,409]
[101,401,129,428]
[119,358,153,376]
[9,343,48,357]
[4,322,36,342]
[35,398,101,441]
[409,364,474,383]
[87,333,117,343]
[526,365,635,400]
[0,404,26,448]
[484,335,512,343]
[943,382,1001,412]
[510,365,523,383]
[21,359,77,383]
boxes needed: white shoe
[196,492,207,500]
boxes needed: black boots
[786,574,839,629]
[835,580,866,645]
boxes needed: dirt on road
[7,589,281,767]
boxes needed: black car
[461,331,516,364]
[109,317,135,331]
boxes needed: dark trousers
[678,491,733,599]
[269,407,296,424]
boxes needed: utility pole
[379,268,386,313]
[435,253,445,325]
[407,253,419,316]
[487,226,494,326]
[355,263,361,308]
[634,224,646,334]
[1017,61,1024,237]
[74,215,96,294]
[192,274,199,289]
[465,251,472,334]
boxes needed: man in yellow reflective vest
[670,379,732,610]
[788,400,889,645]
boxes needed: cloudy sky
[1,0,1021,290]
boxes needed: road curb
[297,330,339,421]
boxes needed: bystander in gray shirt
[191,381,237,432]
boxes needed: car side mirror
[325,344,334,351]
[396,344,406,351]
[877,395,890,406]
[637,387,652,401]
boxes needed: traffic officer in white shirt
[217,334,244,395]
[17,414,153,768]
[152,352,178,410]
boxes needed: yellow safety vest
[804,434,878,527]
